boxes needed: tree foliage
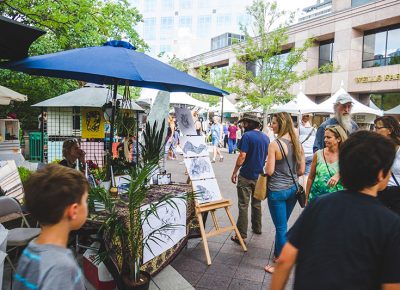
[230,0,332,112]
[0,0,146,130]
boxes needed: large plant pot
[122,271,151,290]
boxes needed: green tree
[0,0,146,130]
[230,0,332,125]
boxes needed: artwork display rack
[175,107,246,265]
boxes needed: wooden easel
[195,198,247,265]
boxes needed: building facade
[185,0,400,110]
[128,0,254,58]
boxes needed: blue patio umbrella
[0,40,228,162]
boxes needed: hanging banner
[82,108,105,139]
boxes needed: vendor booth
[32,84,143,165]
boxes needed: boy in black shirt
[270,131,400,290]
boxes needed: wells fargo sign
[355,73,400,83]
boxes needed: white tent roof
[316,88,383,116]
[235,101,263,113]
[0,85,27,105]
[138,88,209,109]
[274,92,318,114]
[32,86,144,111]
[210,97,237,113]
[384,104,400,115]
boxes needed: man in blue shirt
[313,93,358,152]
[231,113,270,244]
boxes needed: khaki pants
[236,175,262,239]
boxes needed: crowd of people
[229,93,400,289]
[11,93,400,290]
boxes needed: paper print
[180,135,208,157]
[183,156,215,180]
[192,178,222,204]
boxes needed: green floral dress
[309,149,343,203]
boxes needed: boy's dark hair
[24,164,89,226]
[339,131,396,191]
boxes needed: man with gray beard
[313,93,358,152]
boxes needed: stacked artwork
[175,108,222,204]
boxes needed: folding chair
[0,196,41,271]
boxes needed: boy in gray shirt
[14,164,89,290]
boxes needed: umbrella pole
[108,80,118,177]
[221,96,224,123]
[136,109,139,166]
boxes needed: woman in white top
[374,116,400,215]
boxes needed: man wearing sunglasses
[313,93,358,152]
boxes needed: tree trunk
[262,108,270,134]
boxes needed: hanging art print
[82,108,105,139]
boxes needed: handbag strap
[391,172,400,186]
[322,149,339,191]
[300,127,315,144]
[276,139,298,191]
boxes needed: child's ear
[66,203,79,220]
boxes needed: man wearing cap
[231,113,270,244]
[313,93,358,152]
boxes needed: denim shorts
[304,155,313,175]
[211,136,219,146]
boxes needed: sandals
[230,235,246,245]
[264,264,275,274]
[219,156,224,162]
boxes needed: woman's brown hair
[273,112,302,165]
[374,116,400,146]
[325,125,348,147]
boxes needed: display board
[180,135,209,158]
[141,197,187,263]
[82,108,105,139]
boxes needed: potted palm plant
[92,120,190,290]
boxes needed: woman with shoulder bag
[374,116,400,215]
[264,112,305,274]
[306,125,347,204]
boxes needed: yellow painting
[82,108,105,139]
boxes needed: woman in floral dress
[306,125,348,204]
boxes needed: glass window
[217,14,231,27]
[351,0,377,7]
[362,25,400,68]
[179,16,192,30]
[180,0,192,9]
[197,15,212,37]
[237,13,250,31]
[160,17,174,40]
[161,0,174,10]
[143,18,156,40]
[144,0,157,12]
[387,28,400,65]
[319,40,334,68]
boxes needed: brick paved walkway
[166,148,301,290]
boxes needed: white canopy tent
[138,88,209,109]
[384,104,400,115]
[0,85,27,105]
[210,96,237,113]
[33,85,144,111]
[274,92,319,114]
[316,88,383,116]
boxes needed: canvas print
[174,107,196,135]
[184,157,215,180]
[192,178,222,204]
[82,108,105,139]
[141,197,187,263]
[0,160,23,203]
[180,135,208,158]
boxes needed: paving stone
[205,261,238,277]
[234,264,265,283]
[152,265,195,290]
[228,278,263,290]
[196,274,232,290]
[178,270,202,286]
[213,251,244,266]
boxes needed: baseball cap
[335,93,353,105]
